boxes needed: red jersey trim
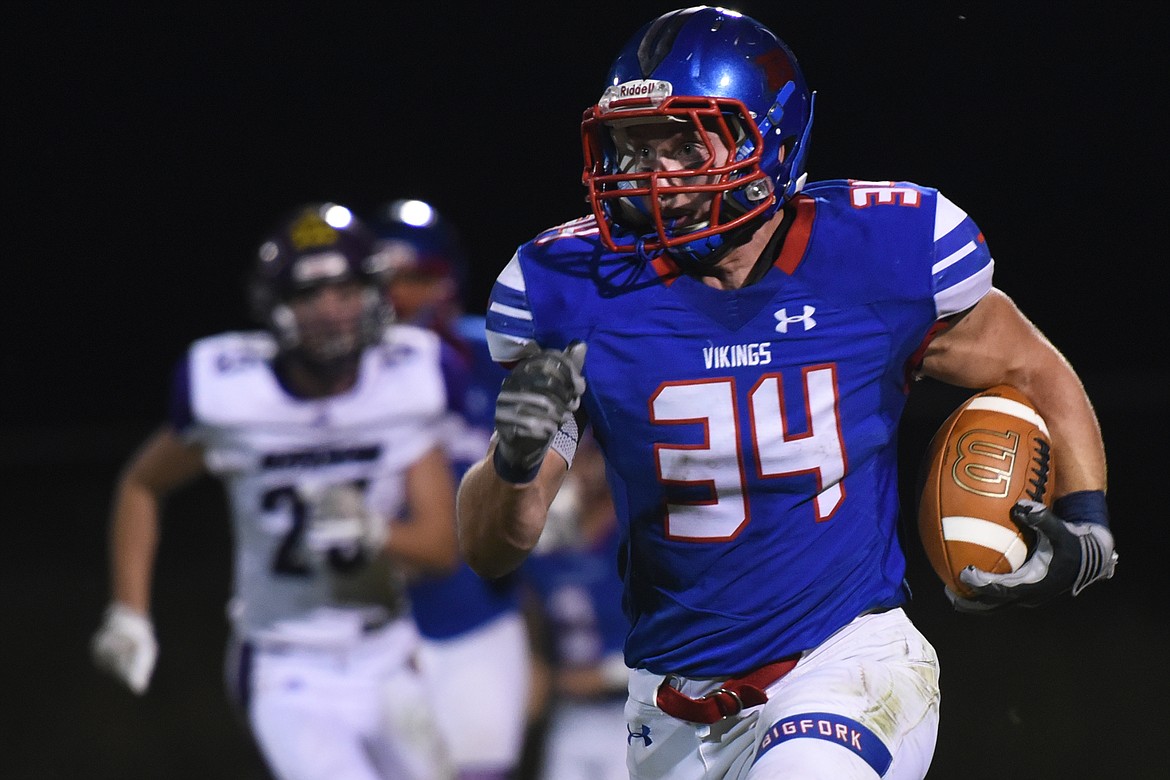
[774,195,815,275]
[647,195,817,284]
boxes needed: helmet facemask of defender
[250,203,392,375]
[581,6,814,267]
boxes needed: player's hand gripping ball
[917,385,1053,599]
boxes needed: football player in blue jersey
[91,202,460,780]
[455,6,1118,780]
[524,433,630,780]
[373,198,532,780]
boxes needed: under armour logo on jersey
[627,723,653,746]
[774,305,817,333]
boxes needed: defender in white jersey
[92,202,459,780]
[456,7,1117,780]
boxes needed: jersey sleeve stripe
[933,214,983,261]
[497,252,526,291]
[485,287,536,340]
[934,260,993,318]
[933,248,991,300]
[931,239,977,275]
[486,330,535,364]
[488,300,532,321]
[933,192,968,240]
[485,253,537,363]
[489,277,529,308]
[931,190,993,318]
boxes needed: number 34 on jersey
[651,364,845,541]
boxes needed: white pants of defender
[246,618,454,780]
[625,608,940,779]
[416,611,532,774]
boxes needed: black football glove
[948,498,1118,614]
[493,342,587,483]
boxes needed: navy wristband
[1053,490,1110,528]
[492,445,542,484]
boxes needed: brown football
[917,385,1054,598]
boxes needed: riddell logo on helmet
[616,80,669,99]
[599,79,673,112]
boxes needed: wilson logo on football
[950,429,1021,498]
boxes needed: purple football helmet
[249,202,392,361]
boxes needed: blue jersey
[524,524,628,671]
[485,180,993,677]
[456,314,509,436]
[407,314,521,639]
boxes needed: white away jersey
[172,325,448,643]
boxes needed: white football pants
[624,608,941,780]
[240,618,455,780]
[416,610,532,775]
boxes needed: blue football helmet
[581,6,814,266]
[371,198,476,358]
[371,198,468,294]
[249,202,392,362]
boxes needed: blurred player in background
[456,5,1118,779]
[372,198,532,780]
[524,433,629,780]
[92,202,458,780]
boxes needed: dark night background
[4,2,1167,778]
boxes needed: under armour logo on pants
[627,723,653,746]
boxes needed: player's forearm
[386,519,459,574]
[1008,348,1107,497]
[921,288,1106,495]
[456,447,560,579]
[105,426,206,612]
[108,480,162,614]
[389,446,460,573]
[962,298,1106,495]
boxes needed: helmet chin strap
[663,211,761,268]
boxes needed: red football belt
[655,656,800,724]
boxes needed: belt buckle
[710,687,745,718]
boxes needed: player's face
[614,120,731,225]
[386,271,456,323]
[286,280,367,363]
